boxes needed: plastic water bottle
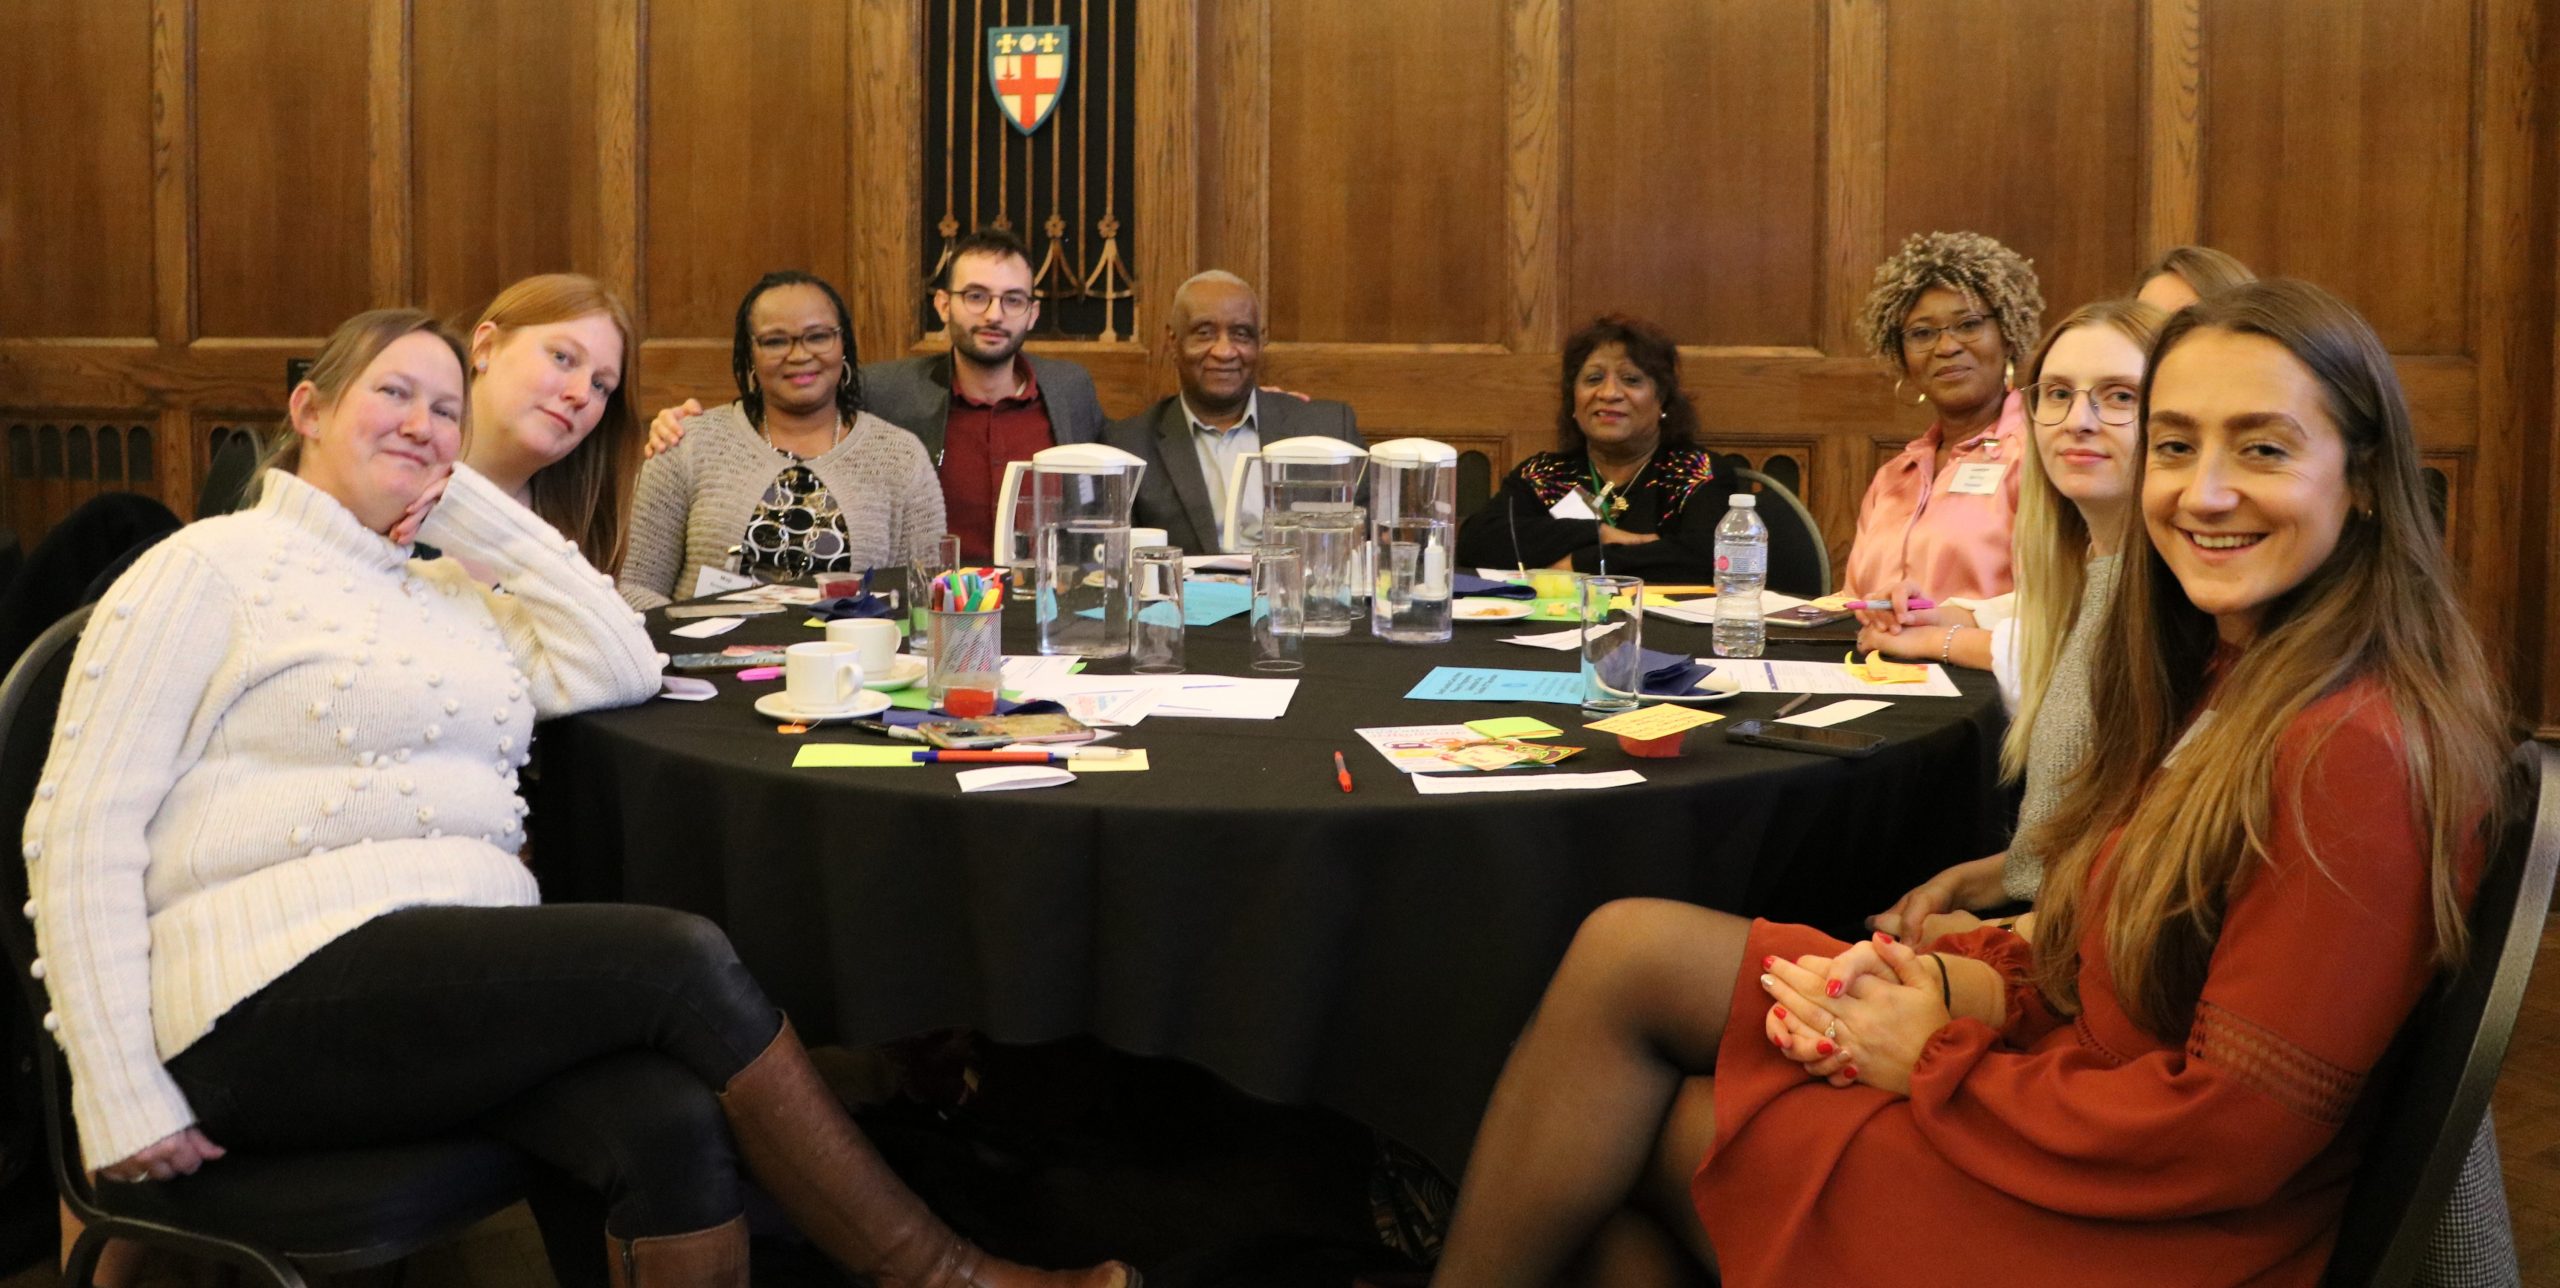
[1713,494,1767,658]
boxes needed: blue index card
[1405,666,1588,705]
[1075,578,1253,627]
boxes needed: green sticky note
[1467,716,1563,739]
[792,745,922,768]
[888,688,934,709]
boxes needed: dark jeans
[165,904,782,1238]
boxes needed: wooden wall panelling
[0,414,157,552]
[1195,0,1271,295]
[2474,0,2544,687]
[1266,0,1508,345]
[194,0,373,338]
[151,0,194,346]
[2199,0,2473,355]
[1821,0,1888,356]
[412,0,600,320]
[2138,0,2201,257]
[848,0,924,367]
[1505,0,1561,352]
[1883,0,2142,324]
[589,0,641,311]
[368,0,411,305]
[1134,0,1200,390]
[1565,0,1821,348]
[642,0,854,340]
[0,0,158,339]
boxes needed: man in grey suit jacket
[1103,271,1362,554]
[861,229,1108,560]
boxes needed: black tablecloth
[530,602,2010,1174]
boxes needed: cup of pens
[927,568,1005,717]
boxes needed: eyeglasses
[2029,381,2142,427]
[1899,314,1993,353]
[752,327,844,357]
[949,287,1035,318]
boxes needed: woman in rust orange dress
[1427,279,2509,1288]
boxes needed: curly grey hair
[1857,231,2044,374]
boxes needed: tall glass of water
[1035,519,1131,658]
[1131,545,1185,673]
[1251,544,1304,672]
[1294,507,1362,637]
[1578,574,1644,713]
[1373,518,1454,644]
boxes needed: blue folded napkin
[1453,573,1537,599]
[1638,647,1715,696]
[807,593,899,622]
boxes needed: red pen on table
[1334,750,1354,793]
[1838,597,1936,612]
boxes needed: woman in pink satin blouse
[1838,231,2045,605]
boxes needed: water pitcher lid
[1260,435,1369,462]
[1368,437,1459,465]
[1028,442,1148,474]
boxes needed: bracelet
[1940,626,1960,664]
[1930,952,1953,1012]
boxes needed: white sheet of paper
[956,765,1076,793]
[693,566,755,597]
[1357,723,1497,774]
[1778,698,1891,727]
[1709,658,1965,698]
[1181,553,1254,574]
[1473,569,1533,583]
[721,583,822,605]
[1548,491,1599,521]
[1411,769,1646,795]
[656,676,718,701]
[1502,623,1617,651]
[1001,655,1087,693]
[1153,676,1298,720]
[670,616,745,638]
[1041,681,1165,727]
[1653,592,1815,627]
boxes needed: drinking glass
[1372,518,1454,644]
[906,532,963,651]
[1251,544,1304,672]
[1578,574,1644,713]
[1035,519,1131,658]
[1292,507,1362,637]
[1131,545,1185,674]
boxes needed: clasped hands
[98,1126,224,1185]
[1758,932,1951,1096]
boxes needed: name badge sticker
[1947,462,2004,497]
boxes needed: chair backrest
[1732,466,1830,598]
[2324,741,2560,1286]
[0,606,96,1213]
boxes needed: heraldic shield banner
[989,25,1071,134]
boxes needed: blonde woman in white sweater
[24,310,1134,1288]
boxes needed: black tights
[165,904,782,1239]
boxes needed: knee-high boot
[605,1214,750,1288]
[719,1018,1139,1288]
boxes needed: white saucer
[1638,672,1743,704]
[867,655,928,690]
[753,690,893,724]
[1454,597,1535,622]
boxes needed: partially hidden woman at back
[1836,231,2044,612]
[22,308,1133,1287]
[619,271,944,608]
[1426,278,2507,1287]
[455,272,645,576]
[1864,298,2165,938]
[1452,314,1820,588]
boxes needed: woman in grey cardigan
[619,272,944,608]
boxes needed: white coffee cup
[1129,526,1169,552]
[826,618,901,672]
[784,641,866,712]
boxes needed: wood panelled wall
[3,0,2556,726]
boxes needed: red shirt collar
[951,355,1040,409]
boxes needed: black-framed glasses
[752,327,844,357]
[950,286,1035,318]
[2028,381,2142,427]
[1899,314,1992,353]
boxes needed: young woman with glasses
[616,271,946,608]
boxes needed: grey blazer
[1102,394,1364,555]
[858,351,1108,464]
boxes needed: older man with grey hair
[1103,270,1364,554]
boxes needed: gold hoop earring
[841,358,855,389]
[2003,358,2015,387]
[746,371,759,394]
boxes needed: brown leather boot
[720,1018,1139,1288]
[605,1214,750,1287]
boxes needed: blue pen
[1765,661,1778,689]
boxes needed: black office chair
[0,607,537,1287]
[196,429,263,521]
[2322,741,2557,1287]
[1713,459,1827,599]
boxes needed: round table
[529,600,2011,1174]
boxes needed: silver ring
[1825,1019,1838,1041]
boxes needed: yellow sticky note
[1066,749,1150,773]
[1843,651,1930,684]
[792,744,924,768]
[1643,584,1718,597]
[1467,716,1563,739]
[803,617,828,629]
[1584,704,1725,739]
[1811,594,1852,611]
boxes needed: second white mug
[826,617,901,672]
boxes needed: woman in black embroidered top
[1458,314,1817,586]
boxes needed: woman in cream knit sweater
[25,309,1130,1288]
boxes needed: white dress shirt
[1185,391,1261,552]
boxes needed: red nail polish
[1843,1065,1859,1079]
[1772,1005,1787,1020]
[1875,931,1896,944]
[1816,1041,1834,1056]
[1771,1033,1785,1048]
[1825,979,1844,998]
[1762,955,1777,969]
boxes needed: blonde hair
[2023,280,2508,1037]
[1856,231,2045,374]
[470,274,642,574]
[254,309,469,485]
[2136,245,2256,301]
[1999,299,2168,783]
